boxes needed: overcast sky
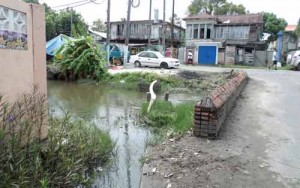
[43,0,299,25]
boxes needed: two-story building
[109,20,185,55]
[183,13,266,66]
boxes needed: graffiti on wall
[0,6,27,50]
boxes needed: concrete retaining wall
[193,71,248,138]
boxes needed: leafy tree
[45,9,88,40]
[295,18,300,37]
[22,0,39,3]
[22,0,88,40]
[169,14,182,27]
[91,19,107,32]
[215,2,246,15]
[188,0,246,15]
[263,12,287,41]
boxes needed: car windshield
[154,52,164,58]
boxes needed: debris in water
[164,173,174,179]
[259,163,269,168]
[152,168,157,173]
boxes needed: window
[186,24,192,39]
[139,52,149,58]
[206,24,212,39]
[149,53,158,58]
[117,24,124,36]
[193,24,199,39]
[200,24,205,39]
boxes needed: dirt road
[140,66,300,188]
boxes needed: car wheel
[134,61,141,67]
[160,62,168,69]
[297,63,300,71]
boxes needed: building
[88,29,107,44]
[183,13,266,66]
[109,20,185,53]
[283,25,299,53]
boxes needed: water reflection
[47,81,204,188]
[48,81,149,188]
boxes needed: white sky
[42,0,299,25]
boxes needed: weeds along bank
[0,89,114,187]
[138,71,235,144]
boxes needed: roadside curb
[194,70,248,138]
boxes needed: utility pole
[148,0,152,47]
[106,0,111,66]
[162,0,166,53]
[125,0,131,46]
[171,0,175,48]
[124,0,132,68]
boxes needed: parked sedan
[129,51,180,69]
[290,50,300,70]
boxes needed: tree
[22,0,39,3]
[215,2,246,15]
[44,9,88,40]
[263,12,287,41]
[188,0,246,15]
[169,14,182,27]
[22,0,88,40]
[91,19,107,32]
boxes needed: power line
[131,0,140,8]
[89,0,105,5]
[54,0,104,11]
[52,0,88,9]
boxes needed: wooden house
[183,14,266,66]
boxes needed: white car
[290,50,300,70]
[129,51,180,69]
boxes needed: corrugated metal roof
[285,25,297,32]
[183,14,263,24]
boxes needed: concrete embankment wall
[194,71,248,138]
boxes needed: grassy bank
[101,72,182,91]
[0,90,114,187]
[140,100,194,138]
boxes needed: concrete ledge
[193,70,248,138]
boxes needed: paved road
[180,65,300,186]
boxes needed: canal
[47,80,203,188]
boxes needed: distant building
[283,25,299,52]
[88,29,107,43]
[109,20,185,47]
[183,14,266,66]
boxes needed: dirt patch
[140,78,286,188]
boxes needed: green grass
[0,89,115,187]
[101,72,182,91]
[141,100,194,136]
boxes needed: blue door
[198,46,216,65]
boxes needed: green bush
[0,89,114,187]
[141,100,194,135]
[53,36,107,80]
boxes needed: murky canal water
[47,81,203,188]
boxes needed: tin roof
[183,14,263,24]
[285,25,297,32]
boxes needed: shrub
[0,89,114,187]
[53,36,107,80]
[141,100,194,135]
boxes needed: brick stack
[194,71,248,138]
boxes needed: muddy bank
[140,78,289,188]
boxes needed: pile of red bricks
[194,71,248,138]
